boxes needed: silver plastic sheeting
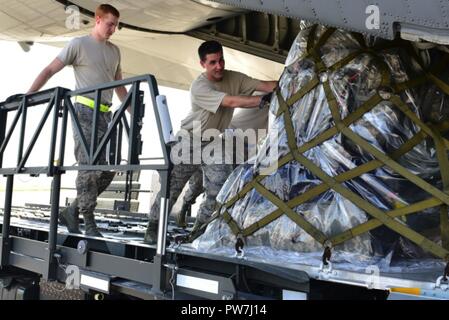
[188,26,448,272]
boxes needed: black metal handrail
[0,75,173,291]
[0,74,170,174]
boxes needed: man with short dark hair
[173,106,270,228]
[144,40,277,244]
[27,4,128,237]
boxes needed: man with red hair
[28,4,127,237]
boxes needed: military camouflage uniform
[149,137,233,224]
[183,168,204,207]
[73,103,116,219]
[178,129,260,210]
[144,69,262,243]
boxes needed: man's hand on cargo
[259,92,273,109]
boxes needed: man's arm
[114,70,128,103]
[27,58,65,93]
[114,70,130,112]
[256,80,278,93]
[221,95,262,109]
[220,79,278,109]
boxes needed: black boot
[186,219,206,242]
[143,220,158,244]
[59,200,81,234]
[191,219,204,234]
[174,202,191,228]
[83,213,103,237]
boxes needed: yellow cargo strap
[321,74,449,258]
[431,124,449,250]
[195,26,449,261]
[75,96,111,113]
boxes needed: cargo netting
[186,25,449,272]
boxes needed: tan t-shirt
[229,107,269,131]
[181,70,261,136]
[57,35,121,104]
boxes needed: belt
[75,96,111,113]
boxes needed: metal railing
[0,75,172,292]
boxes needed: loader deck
[1,203,447,300]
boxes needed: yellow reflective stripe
[75,96,110,113]
[390,288,421,296]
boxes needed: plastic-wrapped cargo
[188,25,449,271]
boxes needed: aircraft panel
[212,0,449,43]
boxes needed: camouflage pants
[181,133,256,206]
[72,103,116,216]
[196,162,233,223]
[183,168,204,205]
[149,138,234,223]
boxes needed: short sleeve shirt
[181,70,261,135]
[229,107,269,131]
[57,35,121,104]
